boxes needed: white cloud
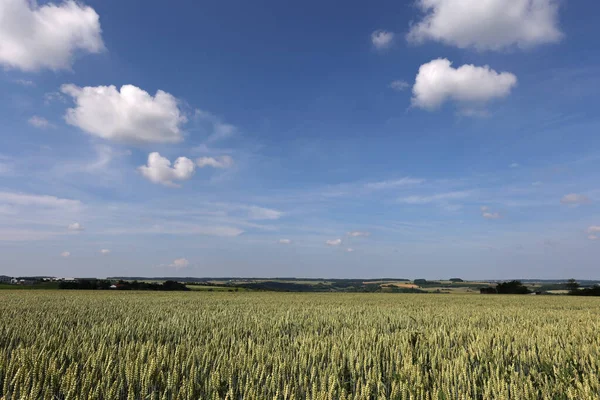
[346,248,354,252]
[279,239,292,244]
[67,222,84,231]
[168,258,189,269]
[532,181,543,186]
[399,191,470,204]
[61,84,187,144]
[587,226,600,234]
[348,231,370,237]
[412,59,517,111]
[60,251,70,257]
[0,0,104,71]
[196,155,234,169]
[28,116,50,129]
[365,177,424,190]
[560,194,591,205]
[100,249,110,254]
[588,235,598,241]
[138,152,195,187]
[509,163,520,168]
[371,30,395,49]
[325,238,342,246]
[407,0,563,51]
[389,80,410,91]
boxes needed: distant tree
[162,280,189,291]
[568,283,600,297]
[565,279,580,294]
[414,279,428,285]
[496,280,531,295]
[578,286,600,296]
[449,278,464,283]
[480,287,497,294]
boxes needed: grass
[186,284,248,291]
[1,291,599,399]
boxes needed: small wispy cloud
[279,238,292,244]
[560,193,591,205]
[246,206,283,220]
[348,231,370,237]
[389,80,409,91]
[398,191,470,204]
[100,249,111,255]
[325,238,342,246]
[346,248,354,252]
[197,155,234,169]
[482,211,501,219]
[68,222,84,232]
[365,177,423,190]
[0,158,12,176]
[44,92,66,104]
[457,108,491,118]
[0,191,81,208]
[28,116,51,129]
[480,206,501,219]
[371,30,394,50]
[15,79,35,87]
[587,226,600,234]
[61,251,70,258]
[168,258,189,269]
[509,163,520,168]
[194,109,237,142]
[102,224,244,238]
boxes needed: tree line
[58,280,189,291]
[480,279,600,296]
[480,280,533,294]
[565,279,600,296]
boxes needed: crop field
[1,292,599,399]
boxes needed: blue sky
[1,0,600,279]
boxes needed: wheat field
[0,291,599,399]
